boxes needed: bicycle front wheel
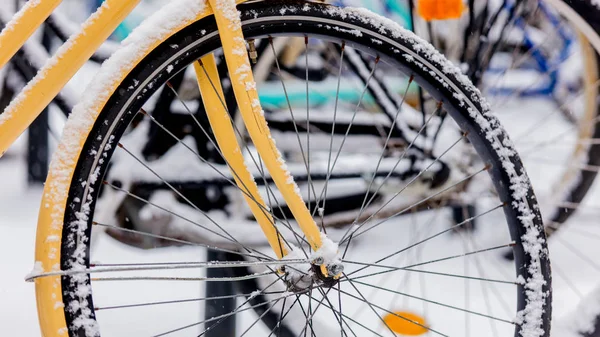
[35,1,551,336]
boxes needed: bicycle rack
[27,23,51,185]
[204,249,237,337]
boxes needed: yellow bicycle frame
[0,0,325,335]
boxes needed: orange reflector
[417,0,465,21]
[383,311,429,335]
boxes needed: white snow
[311,232,341,267]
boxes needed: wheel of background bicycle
[412,0,600,230]
[35,1,550,336]
[518,0,600,230]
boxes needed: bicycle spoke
[339,133,465,244]
[94,291,286,311]
[316,41,345,226]
[91,271,272,282]
[102,179,272,260]
[353,77,417,224]
[333,282,449,337]
[305,36,314,220]
[238,297,286,337]
[294,287,337,337]
[351,99,440,227]
[342,261,515,285]
[349,278,515,325]
[138,107,279,229]
[164,79,297,253]
[555,236,600,272]
[151,278,284,336]
[342,164,487,244]
[312,56,381,217]
[345,203,504,277]
[345,242,516,282]
[338,283,345,337]
[92,221,272,261]
[345,275,400,337]
[306,291,382,337]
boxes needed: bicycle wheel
[34,1,550,336]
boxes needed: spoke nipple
[117,143,124,148]
[341,41,346,49]
[327,263,344,276]
[139,108,148,116]
[484,163,492,170]
[166,81,174,89]
[102,180,109,185]
[248,39,258,64]
[92,221,98,225]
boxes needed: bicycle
[0,0,550,336]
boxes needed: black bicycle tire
[55,2,551,336]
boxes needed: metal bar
[205,249,237,337]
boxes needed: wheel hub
[283,261,344,292]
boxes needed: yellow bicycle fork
[202,0,326,257]
[193,55,289,258]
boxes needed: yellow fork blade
[193,55,288,259]
[206,0,324,252]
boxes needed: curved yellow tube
[193,55,288,258]
[207,0,324,251]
